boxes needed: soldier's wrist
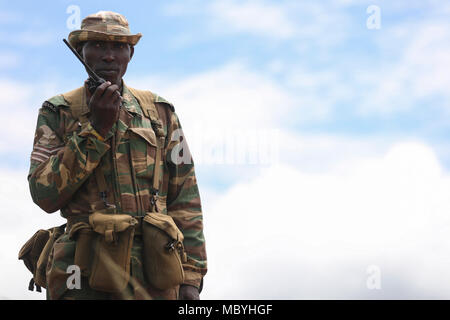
[79,121,106,141]
[88,122,107,141]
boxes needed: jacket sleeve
[165,111,207,290]
[28,103,110,213]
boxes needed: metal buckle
[100,191,116,209]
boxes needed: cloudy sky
[1,0,450,299]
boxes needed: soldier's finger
[111,95,122,109]
[113,91,123,104]
[102,84,120,100]
[91,81,111,101]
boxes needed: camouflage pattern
[28,84,207,300]
[68,11,142,47]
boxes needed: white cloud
[159,1,450,126]
[208,0,296,39]
[164,0,295,39]
[277,131,395,173]
[160,2,450,122]
[356,18,450,115]
[163,1,450,119]
[0,78,76,156]
[129,62,303,171]
[128,62,295,133]
[0,79,37,155]
[5,137,450,299]
[202,140,450,299]
[0,168,66,300]
[164,0,351,44]
[403,23,450,99]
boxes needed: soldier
[27,11,207,300]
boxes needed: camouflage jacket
[28,83,207,299]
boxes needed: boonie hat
[68,11,142,47]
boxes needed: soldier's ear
[76,42,85,58]
[129,45,134,61]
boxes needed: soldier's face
[81,40,134,86]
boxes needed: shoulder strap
[61,87,89,124]
[127,87,166,137]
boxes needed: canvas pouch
[18,225,65,291]
[87,212,137,293]
[142,212,187,290]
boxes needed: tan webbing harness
[128,87,166,212]
[62,86,166,213]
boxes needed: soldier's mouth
[96,69,119,75]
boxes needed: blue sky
[1,0,450,299]
[1,0,450,172]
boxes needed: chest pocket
[128,127,158,178]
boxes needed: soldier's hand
[179,284,200,300]
[85,80,122,137]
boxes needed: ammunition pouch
[87,212,137,293]
[142,212,187,290]
[18,224,66,291]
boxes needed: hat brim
[68,29,142,47]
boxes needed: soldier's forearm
[28,132,110,213]
[165,149,207,284]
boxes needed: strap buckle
[150,188,159,212]
[100,191,116,209]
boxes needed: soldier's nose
[102,48,115,62]
[102,53,115,62]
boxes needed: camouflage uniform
[27,12,207,300]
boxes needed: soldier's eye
[114,43,125,49]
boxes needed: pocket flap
[129,127,157,146]
[89,212,137,235]
[18,229,50,260]
[143,213,184,242]
[68,222,91,240]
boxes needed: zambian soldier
[26,11,207,300]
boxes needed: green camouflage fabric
[68,11,142,47]
[28,84,207,300]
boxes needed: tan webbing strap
[153,137,164,190]
[127,87,166,212]
[94,166,113,209]
[62,87,90,124]
[127,87,157,122]
[127,87,165,136]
